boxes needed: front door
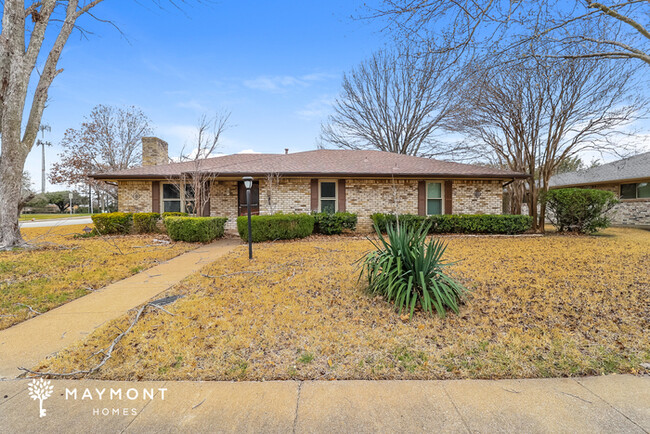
[238,181,260,216]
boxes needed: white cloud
[177,99,209,112]
[243,72,337,93]
[295,95,335,121]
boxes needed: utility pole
[37,124,52,194]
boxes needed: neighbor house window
[162,183,195,213]
[427,182,443,215]
[319,180,337,213]
[621,182,650,199]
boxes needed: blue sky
[27,0,386,190]
[24,1,650,191]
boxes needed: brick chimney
[142,137,169,166]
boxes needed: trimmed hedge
[313,212,358,235]
[133,212,161,233]
[237,213,315,242]
[164,217,228,242]
[162,212,188,218]
[543,188,618,234]
[371,213,533,234]
[92,212,133,235]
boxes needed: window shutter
[418,181,426,216]
[311,179,319,211]
[338,179,346,212]
[444,180,453,215]
[152,181,160,213]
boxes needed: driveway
[19,216,93,228]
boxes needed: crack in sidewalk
[292,381,303,434]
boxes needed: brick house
[92,137,529,231]
[549,152,650,227]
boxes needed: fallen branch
[19,304,147,378]
[201,270,266,279]
[15,303,41,316]
[201,260,303,280]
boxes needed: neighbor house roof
[92,149,529,180]
[549,152,650,187]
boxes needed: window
[162,183,181,212]
[427,182,443,215]
[162,183,195,213]
[621,182,650,199]
[320,181,337,213]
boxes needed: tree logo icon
[27,378,54,418]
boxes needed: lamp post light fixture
[243,176,254,260]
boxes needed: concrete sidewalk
[19,216,93,228]
[0,375,648,433]
[0,239,241,379]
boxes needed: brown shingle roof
[92,149,528,180]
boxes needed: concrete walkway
[0,375,647,433]
[19,216,93,228]
[0,239,241,379]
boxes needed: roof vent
[285,148,289,155]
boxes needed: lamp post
[243,176,254,260]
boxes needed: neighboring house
[549,152,650,227]
[91,137,529,231]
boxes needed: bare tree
[320,44,462,158]
[172,111,230,216]
[50,105,152,205]
[264,171,281,214]
[367,1,650,65]
[0,1,198,249]
[455,55,647,231]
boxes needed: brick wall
[259,177,311,215]
[346,179,419,231]
[117,181,152,213]
[210,181,239,230]
[452,180,503,215]
[206,177,507,232]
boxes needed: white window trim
[161,182,195,213]
[425,181,445,216]
[318,179,338,213]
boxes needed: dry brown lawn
[33,227,650,380]
[0,224,195,330]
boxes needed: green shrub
[237,213,315,242]
[164,217,227,242]
[371,214,427,233]
[133,212,161,233]
[312,212,358,235]
[371,213,532,234]
[543,188,618,234]
[360,222,469,318]
[162,212,188,218]
[91,212,133,235]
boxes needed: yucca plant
[360,222,469,318]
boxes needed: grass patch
[33,228,650,381]
[0,224,196,330]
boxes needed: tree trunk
[0,154,27,248]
